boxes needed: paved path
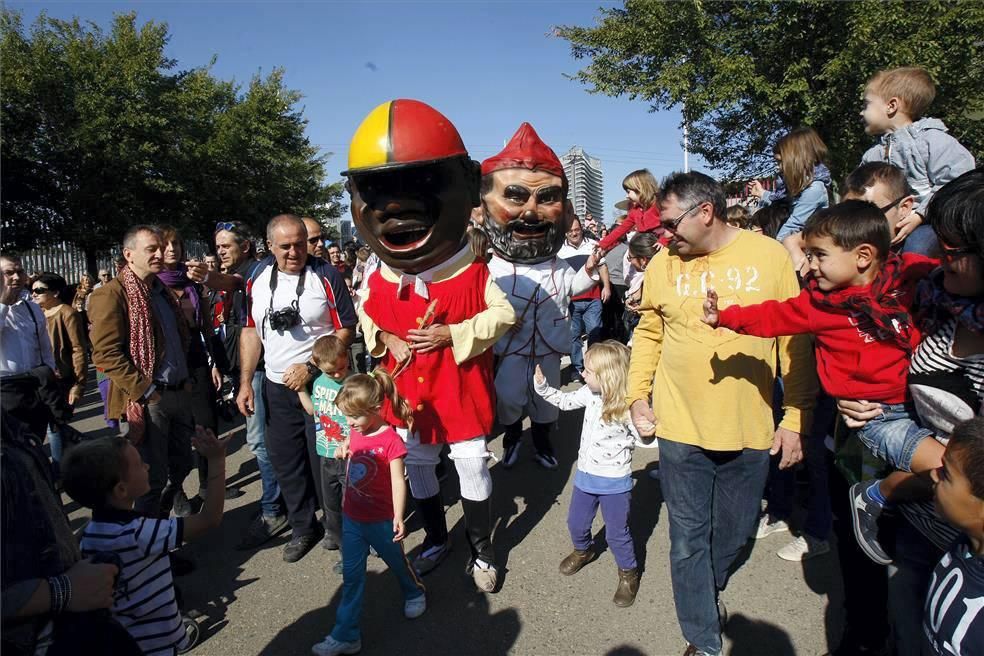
[65,373,842,656]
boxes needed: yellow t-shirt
[627,229,817,451]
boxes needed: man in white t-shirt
[237,214,357,563]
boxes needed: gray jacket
[861,117,976,216]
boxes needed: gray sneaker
[236,513,289,550]
[849,482,892,565]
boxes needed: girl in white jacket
[534,340,652,607]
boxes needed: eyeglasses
[878,196,908,214]
[100,274,111,279]
[31,287,49,295]
[939,242,977,259]
[215,221,236,233]
[662,204,701,231]
[307,236,323,245]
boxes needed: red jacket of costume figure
[597,204,664,252]
[362,261,496,445]
[717,254,937,404]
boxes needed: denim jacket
[861,117,976,216]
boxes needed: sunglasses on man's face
[307,236,323,245]
[31,287,50,295]
[939,242,978,259]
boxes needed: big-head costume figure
[475,123,599,469]
[343,99,515,592]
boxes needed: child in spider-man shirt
[300,334,352,573]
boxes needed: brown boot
[613,567,640,607]
[558,549,595,576]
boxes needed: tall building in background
[560,146,604,221]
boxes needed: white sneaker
[311,635,361,656]
[404,594,426,619]
[777,535,831,562]
[754,514,789,539]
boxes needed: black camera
[268,303,301,331]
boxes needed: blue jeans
[899,224,939,258]
[658,438,771,655]
[47,424,63,478]
[247,370,283,519]
[331,516,425,643]
[569,298,603,373]
[765,394,834,540]
[568,486,636,570]
[856,403,932,472]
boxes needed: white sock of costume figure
[404,434,493,502]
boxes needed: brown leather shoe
[558,549,595,576]
[613,567,640,607]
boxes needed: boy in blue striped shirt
[63,428,228,656]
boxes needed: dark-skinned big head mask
[343,99,480,274]
[477,122,572,264]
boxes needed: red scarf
[808,252,914,353]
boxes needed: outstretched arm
[533,364,590,410]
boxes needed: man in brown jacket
[88,225,196,517]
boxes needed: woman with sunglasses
[31,273,87,479]
[158,225,241,516]
[835,168,984,654]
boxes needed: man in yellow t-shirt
[627,172,817,656]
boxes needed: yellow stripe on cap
[347,101,393,172]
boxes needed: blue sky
[12,1,706,222]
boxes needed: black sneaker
[283,525,325,563]
[236,513,289,551]
[322,535,341,551]
[849,482,892,565]
[534,450,559,470]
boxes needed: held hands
[393,518,406,542]
[334,439,351,460]
[701,289,720,327]
[406,324,452,354]
[584,252,599,275]
[191,425,229,460]
[630,399,658,438]
[282,363,311,391]
[533,364,546,385]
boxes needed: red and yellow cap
[343,99,468,175]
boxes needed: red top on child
[597,204,665,253]
[343,426,407,523]
[718,253,937,404]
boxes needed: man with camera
[236,214,357,563]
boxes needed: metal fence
[13,240,208,285]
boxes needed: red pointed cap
[481,122,566,182]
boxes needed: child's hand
[392,518,406,542]
[534,364,546,385]
[334,439,351,459]
[701,289,720,327]
[192,425,228,460]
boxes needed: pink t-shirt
[343,425,407,523]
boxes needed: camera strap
[263,264,307,337]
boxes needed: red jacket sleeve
[718,288,814,338]
[598,211,638,252]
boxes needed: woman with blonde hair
[533,340,653,608]
[597,169,664,254]
[748,127,831,272]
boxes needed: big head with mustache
[475,123,573,264]
[343,99,480,274]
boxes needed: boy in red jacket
[703,200,942,566]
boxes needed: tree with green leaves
[556,0,983,181]
[1,10,344,270]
